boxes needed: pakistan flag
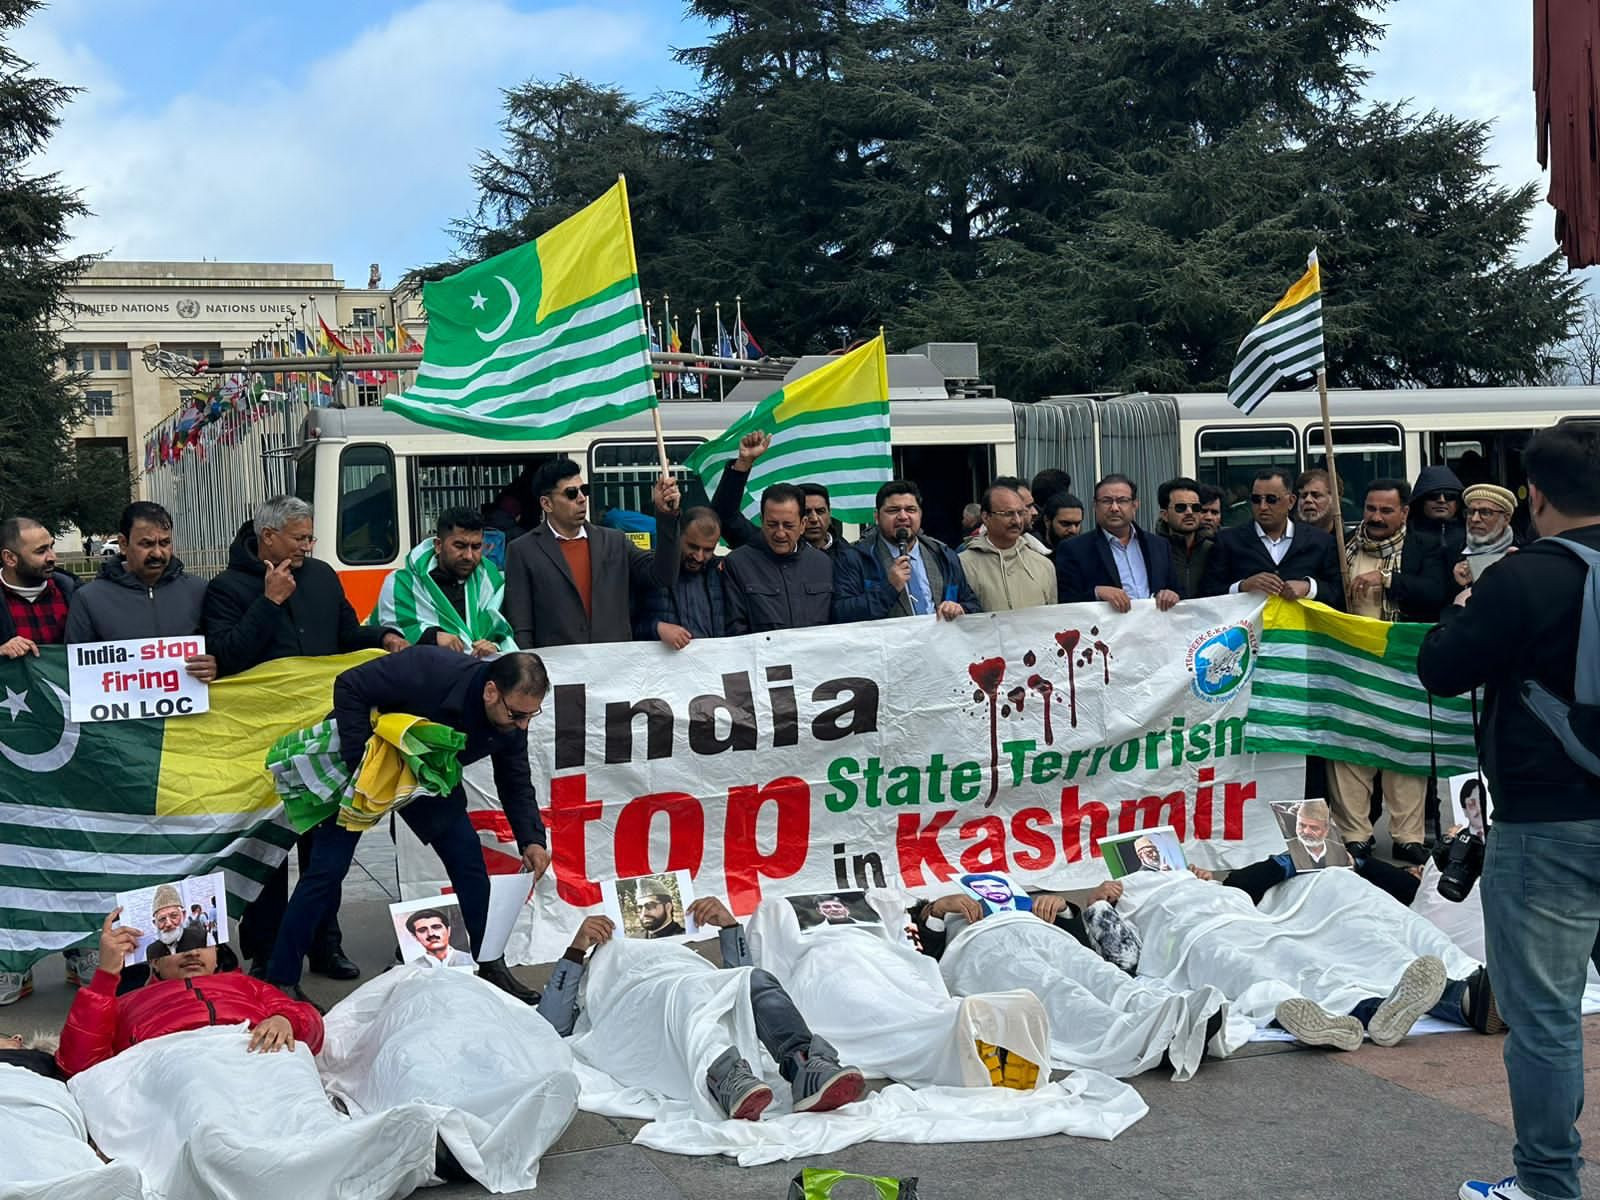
[0,648,372,974]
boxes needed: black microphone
[896,529,910,557]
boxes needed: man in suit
[1055,474,1181,611]
[1200,468,1345,607]
[832,479,981,622]
[502,458,678,648]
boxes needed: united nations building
[59,259,423,501]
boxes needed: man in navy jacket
[265,647,550,1004]
[1055,474,1182,610]
[1200,468,1345,608]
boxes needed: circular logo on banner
[176,299,199,319]
[1186,624,1257,702]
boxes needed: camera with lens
[1430,828,1485,902]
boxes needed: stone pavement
[10,835,1600,1199]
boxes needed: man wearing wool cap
[1452,484,1521,590]
[146,884,209,965]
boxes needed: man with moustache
[0,517,77,661]
[638,885,686,939]
[1200,468,1344,606]
[1294,469,1342,537]
[370,507,515,656]
[1041,493,1086,553]
[639,506,731,646]
[1452,483,1521,590]
[145,884,209,967]
[1284,801,1353,871]
[1056,475,1182,611]
[833,479,981,622]
[404,909,475,968]
[1157,476,1213,599]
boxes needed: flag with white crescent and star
[0,649,377,975]
[384,177,658,439]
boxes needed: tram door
[1426,429,1535,534]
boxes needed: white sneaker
[1274,996,1363,1051]
[63,946,99,987]
[1459,1176,1533,1200]
[0,969,34,1006]
[1368,955,1447,1047]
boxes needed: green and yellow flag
[686,334,892,524]
[385,178,656,439]
[0,649,375,974]
[1244,596,1475,775]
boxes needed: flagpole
[714,301,725,400]
[735,294,744,361]
[693,307,703,398]
[1317,366,1352,604]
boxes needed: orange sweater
[557,537,593,619]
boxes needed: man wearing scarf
[370,508,515,656]
[1452,484,1520,590]
[1330,478,1450,864]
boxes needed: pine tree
[0,0,98,527]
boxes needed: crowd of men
[0,434,1526,1005]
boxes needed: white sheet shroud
[68,1023,440,1200]
[319,964,580,1194]
[570,924,1146,1166]
[938,910,1252,1080]
[746,893,1051,1089]
[1116,868,1479,1026]
[0,1062,142,1200]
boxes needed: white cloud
[14,1,655,283]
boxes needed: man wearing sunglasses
[1156,476,1214,599]
[502,457,679,648]
[1408,464,1468,564]
[1200,468,1344,607]
[266,647,553,1005]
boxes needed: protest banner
[397,595,1303,964]
[66,636,210,722]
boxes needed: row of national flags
[384,179,890,522]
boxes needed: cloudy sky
[14,0,1561,289]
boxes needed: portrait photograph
[958,871,1034,915]
[113,871,226,966]
[785,890,882,932]
[1269,800,1353,872]
[1098,826,1187,880]
[601,870,698,941]
[389,894,475,970]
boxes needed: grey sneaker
[1083,900,1142,973]
[1368,955,1447,1047]
[0,969,33,1006]
[790,1036,866,1114]
[63,946,99,987]
[1274,997,1363,1051]
[705,1046,773,1121]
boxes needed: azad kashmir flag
[385,178,655,438]
[1227,250,1325,415]
[0,648,376,974]
[686,334,892,524]
[1243,596,1476,775]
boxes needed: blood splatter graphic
[1023,650,1037,667]
[1027,674,1057,743]
[1007,685,1027,714]
[1092,640,1113,684]
[972,690,984,704]
[1054,631,1081,727]
[967,657,1006,807]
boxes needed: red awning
[1535,0,1600,268]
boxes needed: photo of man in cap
[146,883,209,966]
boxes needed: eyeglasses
[551,484,590,501]
[1249,494,1286,506]
[1465,506,1506,519]
[1095,496,1135,507]
[1425,491,1461,503]
[1168,502,1199,513]
[500,694,543,722]
[986,509,1028,520]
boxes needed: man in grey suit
[503,458,679,648]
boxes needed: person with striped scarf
[370,508,516,656]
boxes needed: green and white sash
[369,541,516,651]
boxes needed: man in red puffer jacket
[57,908,323,1076]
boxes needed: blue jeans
[1349,979,1469,1028]
[266,791,492,987]
[1481,819,1600,1200]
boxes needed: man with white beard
[1451,483,1520,590]
[538,899,866,1121]
[1284,801,1353,871]
[145,884,207,967]
[912,883,1245,1081]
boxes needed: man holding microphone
[1419,425,1600,1200]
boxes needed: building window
[351,307,378,329]
[356,382,383,407]
[85,390,114,417]
[116,348,130,370]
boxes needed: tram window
[293,448,315,505]
[1195,426,1298,526]
[337,444,398,564]
[589,440,703,514]
[1304,423,1404,524]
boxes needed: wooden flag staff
[1316,366,1352,605]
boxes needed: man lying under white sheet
[539,898,867,1123]
[745,891,1052,1090]
[913,883,1248,1081]
[319,963,580,1194]
[0,1035,141,1200]
[1113,863,1501,1050]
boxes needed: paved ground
[11,834,1600,1199]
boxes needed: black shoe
[287,984,326,1015]
[307,948,361,980]
[477,957,540,1005]
[1392,841,1430,865]
[1345,838,1375,859]
[1462,966,1507,1035]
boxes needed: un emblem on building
[176,299,199,319]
